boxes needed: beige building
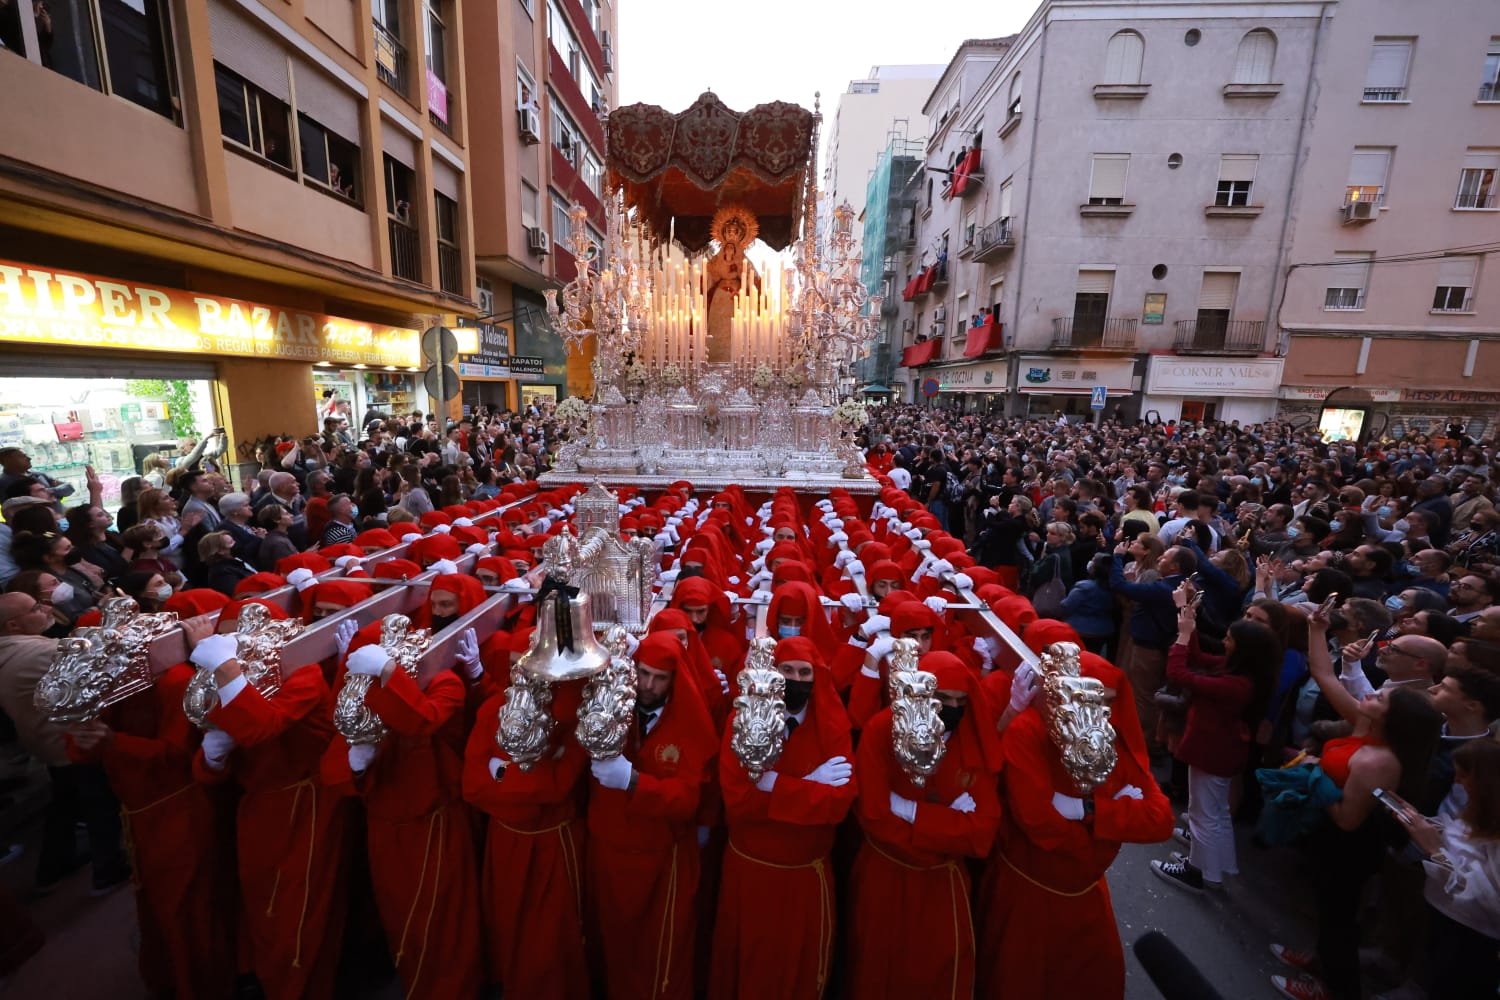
[1276,0,1500,439]
[896,0,1327,423]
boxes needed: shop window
[15,0,179,121]
[215,63,293,170]
[435,192,463,294]
[298,115,361,205]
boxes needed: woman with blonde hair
[135,488,201,569]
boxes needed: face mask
[938,703,966,734]
[1286,526,1300,539]
[430,613,458,632]
[777,624,801,639]
[350,505,360,518]
[57,517,69,532]
[51,582,75,604]
[782,678,813,714]
[1377,506,1393,517]
[153,584,173,601]
[1250,477,1263,487]
[1384,595,1405,611]
[1329,520,1343,532]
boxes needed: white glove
[623,632,640,655]
[190,633,239,672]
[750,556,766,571]
[501,578,532,592]
[727,575,741,586]
[723,589,739,606]
[866,633,896,664]
[591,754,634,790]
[834,550,856,568]
[628,497,645,508]
[1113,784,1144,801]
[890,791,918,824]
[905,528,924,542]
[816,500,834,512]
[488,757,506,780]
[828,531,848,545]
[348,744,378,774]
[466,543,489,556]
[454,627,482,679]
[927,558,955,579]
[333,555,361,570]
[201,728,235,769]
[1052,792,1086,821]
[972,636,995,669]
[847,561,866,577]
[755,538,774,553]
[287,567,317,592]
[806,755,853,787]
[752,589,773,602]
[660,568,680,583]
[334,619,359,657]
[744,516,755,527]
[748,570,772,588]
[1010,662,1040,713]
[840,593,866,613]
[755,770,778,793]
[714,669,729,695]
[950,791,977,814]
[861,614,891,639]
[872,502,889,519]
[952,572,974,591]
[431,524,452,534]
[912,538,932,553]
[454,517,475,527]
[430,558,459,576]
[346,644,392,678]
[923,596,948,615]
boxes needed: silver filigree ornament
[184,601,304,730]
[731,637,787,781]
[887,637,945,787]
[575,626,638,761]
[34,597,178,724]
[333,613,431,747]
[1039,641,1118,795]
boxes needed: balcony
[1482,82,1499,102]
[1050,317,1137,352]
[1361,86,1406,102]
[972,218,1016,263]
[373,22,409,97]
[389,217,421,282]
[1092,83,1151,101]
[1323,288,1367,311]
[1173,319,1266,354]
[438,243,463,295]
[901,338,943,368]
[945,148,983,199]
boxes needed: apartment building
[0,0,476,486]
[895,1,1326,423]
[855,133,925,395]
[1276,0,1500,438]
[463,0,616,407]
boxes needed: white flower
[832,400,870,430]
[661,363,684,386]
[626,365,649,383]
[751,363,776,389]
[555,396,593,426]
[784,367,806,387]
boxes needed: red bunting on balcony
[950,149,983,198]
[901,338,942,368]
[962,318,1003,357]
[902,275,920,301]
[915,266,936,295]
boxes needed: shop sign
[0,259,421,366]
[1399,388,1500,405]
[457,322,511,366]
[1280,385,1402,403]
[1146,357,1284,397]
[1016,356,1134,394]
[509,356,545,376]
[937,361,1008,392]
[1141,292,1167,325]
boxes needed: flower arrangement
[661,363,684,387]
[626,364,649,384]
[750,363,776,390]
[831,399,870,430]
[784,366,806,388]
[555,396,593,427]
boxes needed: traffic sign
[921,378,940,398]
[420,325,459,364]
[1090,385,1108,410]
[424,364,461,401]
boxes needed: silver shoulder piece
[576,625,638,760]
[888,637,945,787]
[1039,641,1118,795]
[35,597,177,724]
[731,637,787,781]
[333,613,429,747]
[185,601,303,730]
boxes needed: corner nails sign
[1146,357,1284,398]
[0,260,421,367]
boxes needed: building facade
[856,133,925,395]
[1275,0,1500,439]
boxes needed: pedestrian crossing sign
[1090,386,1108,410]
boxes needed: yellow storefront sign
[0,259,420,367]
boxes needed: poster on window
[1319,407,1365,442]
[1142,292,1166,325]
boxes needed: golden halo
[709,204,759,248]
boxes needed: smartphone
[1318,593,1340,617]
[1372,787,1415,826]
[1188,590,1204,607]
[1365,629,1381,650]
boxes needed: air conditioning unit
[933,304,947,322]
[1342,199,1376,223]
[933,321,946,337]
[902,318,915,333]
[601,30,614,72]
[518,105,541,144]
[527,226,551,256]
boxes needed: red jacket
[1166,640,1253,777]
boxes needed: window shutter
[1332,252,1372,290]
[1198,273,1238,310]
[381,118,417,169]
[293,62,360,142]
[1090,154,1129,200]
[433,160,460,199]
[999,180,1013,219]
[1219,154,1258,182]
[1233,30,1275,84]
[1347,148,1392,187]
[1437,257,1477,288]
[1462,149,1500,172]
[1102,32,1143,85]
[1077,270,1115,295]
[209,0,290,101]
[1364,40,1410,90]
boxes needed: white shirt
[1157,516,1220,551]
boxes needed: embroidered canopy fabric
[607,92,817,252]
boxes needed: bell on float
[515,589,612,682]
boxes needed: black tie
[785,716,800,736]
[637,708,658,740]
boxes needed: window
[372,0,408,94]
[1363,38,1412,102]
[1233,29,1277,84]
[1073,270,1115,341]
[425,0,449,127]
[1346,147,1393,206]
[1088,153,1129,205]
[435,192,462,294]
[1194,272,1239,346]
[850,81,880,95]
[1215,154,1258,206]
[11,0,179,121]
[547,1,585,81]
[214,63,292,169]
[550,190,573,244]
[298,116,361,204]
[1102,31,1144,85]
[1455,150,1499,210]
[1432,257,1477,312]
[551,98,581,165]
[521,181,540,227]
[1007,72,1022,119]
[518,0,535,17]
[998,178,1014,222]
[517,63,536,109]
[385,155,414,222]
[384,156,420,281]
[1482,39,1500,101]
[1323,252,1372,310]
[581,152,603,196]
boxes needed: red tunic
[319,667,482,999]
[68,665,232,999]
[586,694,717,1000]
[847,709,1001,1000]
[710,687,856,1000]
[977,708,1173,1000]
[193,664,349,1000]
[462,686,591,999]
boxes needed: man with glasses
[1446,574,1496,623]
[1337,632,1448,699]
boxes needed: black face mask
[938,703,966,734]
[678,566,705,581]
[430,613,459,632]
[782,678,813,714]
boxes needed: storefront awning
[901,339,942,368]
[860,383,895,394]
[962,319,1003,357]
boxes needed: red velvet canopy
[606,92,817,252]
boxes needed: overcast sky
[616,0,1036,158]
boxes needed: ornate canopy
[606,92,818,253]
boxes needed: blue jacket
[1060,580,1114,638]
[1107,556,1183,650]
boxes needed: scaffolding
[856,123,923,388]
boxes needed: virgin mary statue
[703,205,759,364]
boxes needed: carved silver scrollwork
[575,626,638,761]
[1039,641,1118,794]
[184,601,304,730]
[731,637,787,780]
[35,597,178,724]
[333,613,430,746]
[887,637,945,787]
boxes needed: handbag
[1031,554,1067,618]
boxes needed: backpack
[945,469,964,504]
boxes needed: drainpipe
[1006,12,1049,417]
[1267,1,1334,360]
